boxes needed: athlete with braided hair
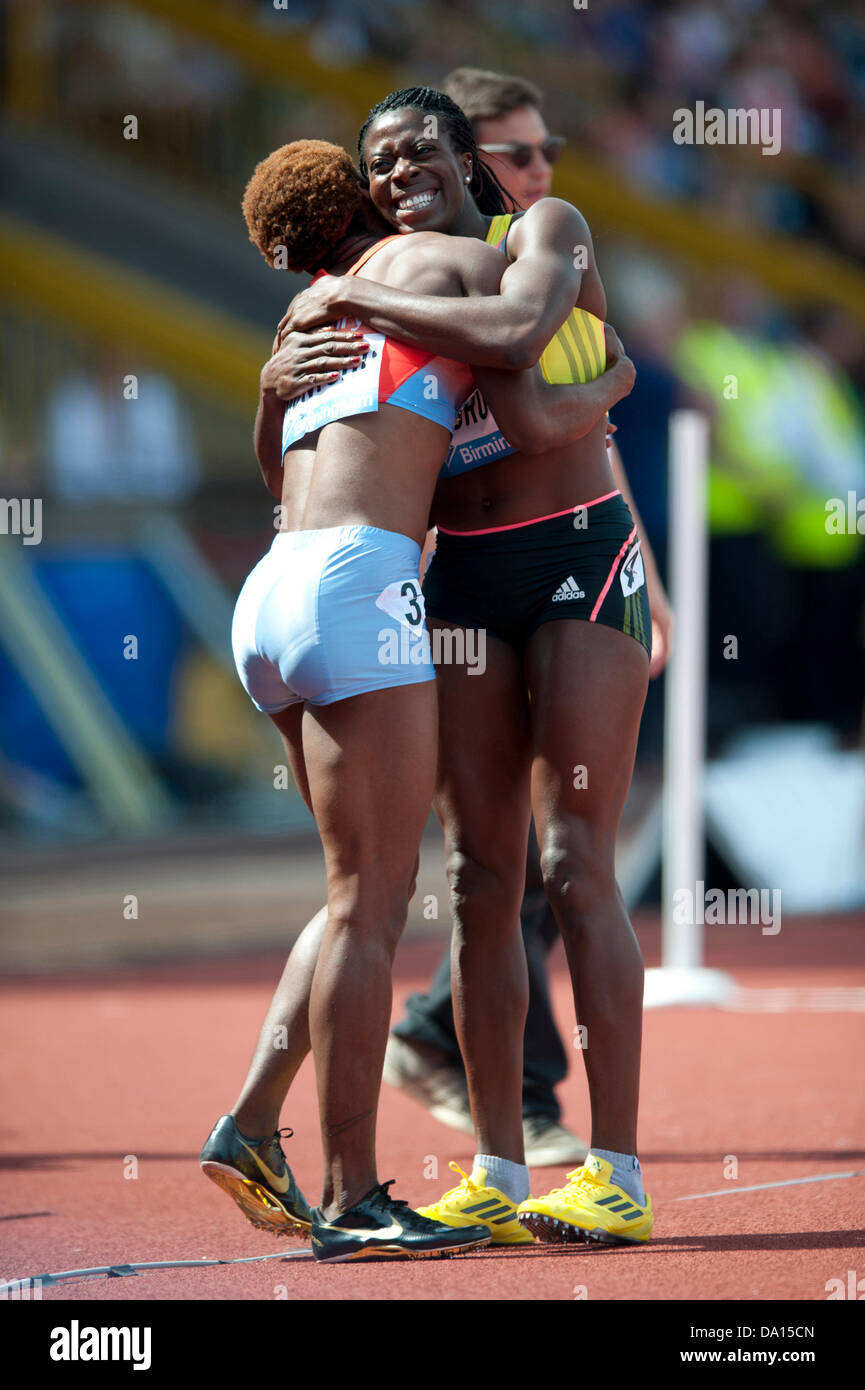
[278,87,657,1247]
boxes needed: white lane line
[675,1170,865,1200]
[0,1248,310,1293]
[722,987,865,1012]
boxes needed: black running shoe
[200,1114,312,1239]
[310,1180,492,1263]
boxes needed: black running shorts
[423,491,651,657]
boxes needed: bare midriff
[430,414,615,533]
[280,404,450,549]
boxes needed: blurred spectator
[46,351,200,503]
[671,282,865,741]
[605,252,691,565]
[443,67,558,207]
[54,5,243,112]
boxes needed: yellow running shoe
[517,1154,653,1245]
[416,1162,535,1245]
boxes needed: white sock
[474,1153,530,1205]
[591,1148,645,1206]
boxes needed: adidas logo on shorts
[552,576,585,602]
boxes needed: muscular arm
[474,327,635,456]
[253,388,284,499]
[281,200,596,370]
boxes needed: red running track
[1,915,864,1301]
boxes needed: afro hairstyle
[242,139,362,273]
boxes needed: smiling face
[361,109,474,234]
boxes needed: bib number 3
[375,578,427,631]
[400,581,423,626]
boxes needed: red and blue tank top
[281,237,473,454]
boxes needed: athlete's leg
[230,909,326,1135]
[303,680,437,1217]
[231,703,424,1138]
[390,820,567,1107]
[432,621,532,1165]
[527,621,648,1156]
[516,821,569,1119]
[230,704,326,1137]
[520,890,569,1120]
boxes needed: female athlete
[278,89,655,1248]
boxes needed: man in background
[444,68,561,210]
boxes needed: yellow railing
[83,0,395,106]
[555,151,865,324]
[0,216,270,409]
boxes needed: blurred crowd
[18,1,865,260]
[606,257,865,749]
[237,0,865,259]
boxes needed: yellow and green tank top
[441,212,606,476]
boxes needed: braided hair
[357,86,517,216]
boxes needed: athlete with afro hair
[242,139,362,273]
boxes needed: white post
[664,410,708,969]
[644,410,734,1007]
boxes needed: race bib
[282,322,384,451]
[375,578,426,631]
[440,387,516,477]
[620,540,645,595]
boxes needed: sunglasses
[478,136,566,169]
